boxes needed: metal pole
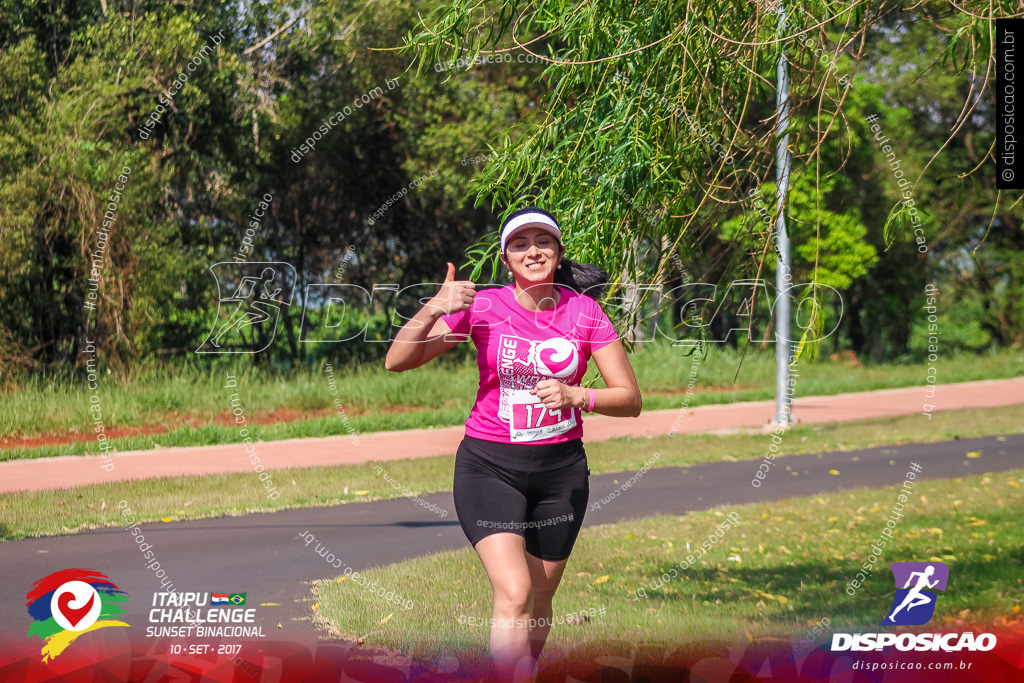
[773,1,794,425]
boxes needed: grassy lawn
[1,345,1021,461]
[1,403,1020,541]
[311,469,1024,666]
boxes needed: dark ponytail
[554,256,609,301]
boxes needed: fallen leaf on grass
[594,575,610,585]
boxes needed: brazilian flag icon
[229,593,246,605]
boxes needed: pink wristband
[586,388,596,413]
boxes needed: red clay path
[1,376,1021,493]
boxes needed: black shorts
[453,435,590,561]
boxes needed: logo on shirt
[497,335,580,386]
[533,338,579,378]
[497,334,582,426]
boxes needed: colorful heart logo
[27,569,130,662]
[48,580,101,632]
[57,591,95,628]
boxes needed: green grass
[311,469,1024,665]
[1,345,1021,461]
[1,403,1020,541]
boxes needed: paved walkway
[2,376,1021,493]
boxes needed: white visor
[500,211,562,252]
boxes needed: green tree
[400,0,1021,359]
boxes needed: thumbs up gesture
[427,261,476,315]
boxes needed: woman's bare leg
[473,533,537,681]
[524,553,569,662]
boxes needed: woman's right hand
[427,262,476,315]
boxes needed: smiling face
[501,226,564,288]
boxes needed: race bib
[507,389,578,442]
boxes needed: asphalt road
[2,432,1020,648]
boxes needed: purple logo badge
[882,562,948,626]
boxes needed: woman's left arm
[587,339,642,417]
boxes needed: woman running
[385,207,642,680]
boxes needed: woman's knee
[494,581,533,612]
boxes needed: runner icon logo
[832,561,996,652]
[882,561,948,626]
[196,262,295,354]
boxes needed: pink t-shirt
[441,284,619,445]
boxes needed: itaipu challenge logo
[25,569,130,662]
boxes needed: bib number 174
[508,389,577,442]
